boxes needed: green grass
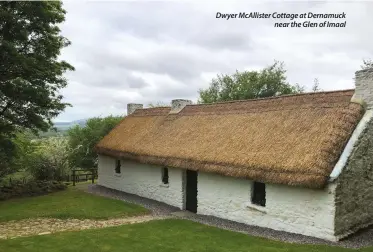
[0,187,149,222]
[0,219,371,252]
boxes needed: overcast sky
[57,0,373,122]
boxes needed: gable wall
[197,172,337,241]
[335,116,373,239]
[97,155,185,209]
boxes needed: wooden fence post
[91,169,95,184]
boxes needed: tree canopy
[311,78,322,92]
[147,101,170,108]
[361,59,373,70]
[0,1,74,135]
[67,116,123,169]
[198,61,304,103]
[0,134,16,179]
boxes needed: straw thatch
[95,90,364,188]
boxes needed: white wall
[97,155,185,209]
[197,172,337,241]
[97,155,338,240]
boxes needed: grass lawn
[0,187,149,222]
[0,219,370,252]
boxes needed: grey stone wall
[335,117,373,238]
[127,103,143,115]
[354,68,373,109]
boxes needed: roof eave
[329,109,373,182]
[95,146,329,189]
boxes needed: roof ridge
[187,89,355,107]
[137,106,171,111]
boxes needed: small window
[251,181,266,207]
[162,167,169,184]
[115,159,121,174]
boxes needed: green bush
[0,180,67,201]
[27,137,71,181]
[28,154,64,181]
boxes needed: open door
[186,170,198,213]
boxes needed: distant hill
[31,119,88,139]
[53,119,87,130]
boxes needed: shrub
[3,131,71,182]
[29,154,61,181]
[0,180,67,201]
[28,137,71,181]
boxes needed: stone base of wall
[335,221,373,241]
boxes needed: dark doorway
[186,170,198,213]
[251,181,266,207]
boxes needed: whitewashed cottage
[95,68,373,241]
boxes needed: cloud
[56,0,373,121]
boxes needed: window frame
[115,159,121,174]
[251,181,266,207]
[161,167,169,185]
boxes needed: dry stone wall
[335,117,373,238]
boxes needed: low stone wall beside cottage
[97,155,185,209]
[335,117,373,239]
[197,172,337,241]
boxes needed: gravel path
[0,215,169,239]
[85,184,373,249]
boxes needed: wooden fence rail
[71,168,98,186]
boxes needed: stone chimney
[353,68,373,109]
[170,99,192,114]
[127,103,143,115]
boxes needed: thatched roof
[95,90,364,188]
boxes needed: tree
[0,1,74,136]
[67,115,123,169]
[0,134,16,179]
[147,101,170,108]
[361,59,373,70]
[311,78,322,92]
[10,131,38,170]
[198,61,305,103]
